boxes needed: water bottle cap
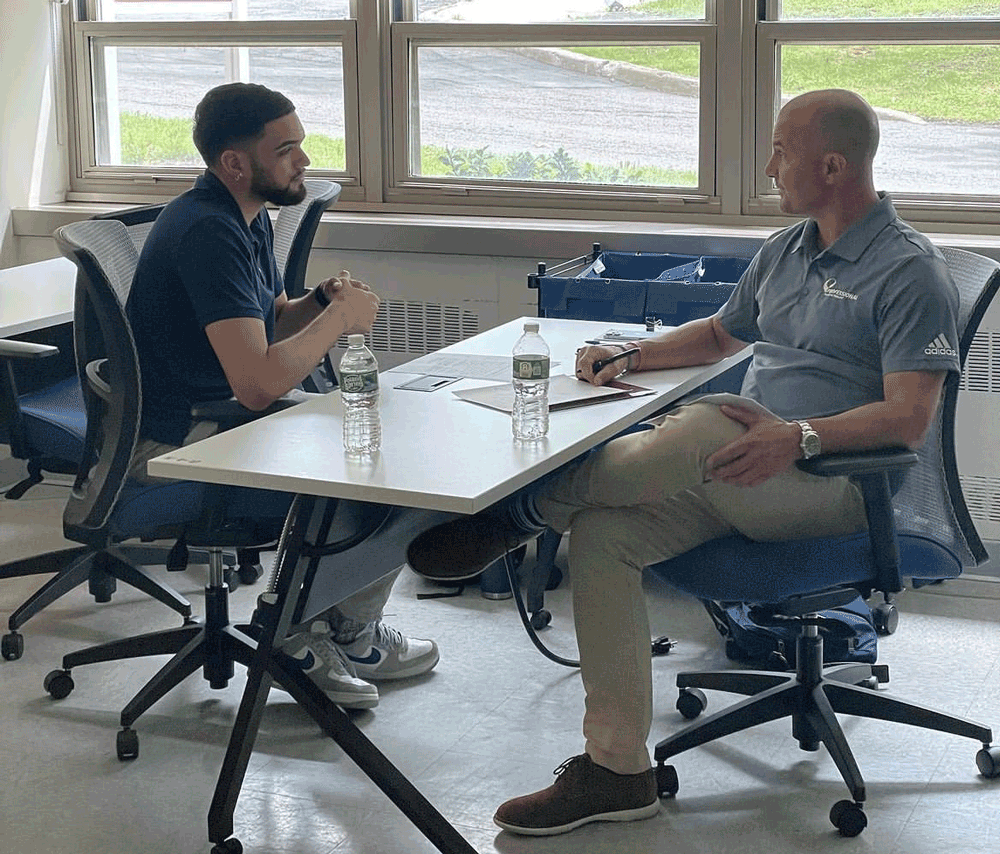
[348,334,366,346]
[523,322,539,333]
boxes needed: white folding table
[147,316,751,854]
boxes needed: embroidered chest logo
[924,335,958,357]
[822,278,859,301]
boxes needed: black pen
[591,347,640,374]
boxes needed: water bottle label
[341,370,379,394]
[512,356,550,380]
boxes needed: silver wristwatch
[795,420,821,459]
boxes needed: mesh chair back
[892,247,1000,571]
[95,203,166,255]
[272,180,341,297]
[54,219,143,541]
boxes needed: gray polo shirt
[717,194,960,420]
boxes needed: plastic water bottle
[340,334,381,455]
[512,321,550,440]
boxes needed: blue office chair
[40,218,294,760]
[649,246,1000,837]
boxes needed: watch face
[803,433,821,457]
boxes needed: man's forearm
[253,305,361,405]
[636,316,745,371]
[273,290,325,341]
[811,403,931,454]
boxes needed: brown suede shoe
[493,754,659,836]
[406,508,536,581]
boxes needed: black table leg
[207,494,478,854]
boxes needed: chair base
[2,544,192,660]
[653,631,995,835]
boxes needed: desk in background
[0,257,77,337]
[148,316,751,854]
[0,257,78,396]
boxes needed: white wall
[0,0,68,267]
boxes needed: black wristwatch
[312,286,330,308]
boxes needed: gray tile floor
[3,466,1000,854]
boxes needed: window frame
[385,22,719,216]
[65,17,362,202]
[59,2,1000,230]
[752,16,1000,225]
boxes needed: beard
[248,161,307,207]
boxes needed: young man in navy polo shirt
[128,83,438,711]
[407,89,961,835]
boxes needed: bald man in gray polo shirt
[407,89,960,836]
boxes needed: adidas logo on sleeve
[924,335,958,357]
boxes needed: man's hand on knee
[706,405,802,487]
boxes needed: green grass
[419,142,696,187]
[119,112,346,169]
[589,1,1000,124]
[568,44,700,78]
[780,44,1000,124]
[634,0,997,18]
[118,112,697,187]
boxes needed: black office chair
[648,246,1000,836]
[40,218,293,760]
[0,205,203,662]
[272,179,341,392]
[0,206,165,501]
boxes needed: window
[62,1,1000,228]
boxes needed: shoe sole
[493,800,660,836]
[270,682,379,710]
[352,649,440,682]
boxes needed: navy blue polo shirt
[717,194,960,420]
[127,170,283,444]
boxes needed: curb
[510,46,925,124]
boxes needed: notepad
[453,373,654,413]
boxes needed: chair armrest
[799,447,918,596]
[190,390,308,431]
[0,339,60,360]
[796,447,918,478]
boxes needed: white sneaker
[280,620,379,709]
[341,621,439,681]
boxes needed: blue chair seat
[16,377,86,464]
[650,532,961,604]
[111,478,293,541]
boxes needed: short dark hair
[192,83,296,165]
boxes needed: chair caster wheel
[676,687,708,720]
[872,602,898,635]
[656,764,678,798]
[2,631,24,661]
[530,610,551,630]
[211,838,243,854]
[224,569,240,592]
[830,799,867,836]
[238,563,263,586]
[117,727,139,761]
[44,669,74,699]
[976,745,1000,777]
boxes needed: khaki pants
[534,402,868,775]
